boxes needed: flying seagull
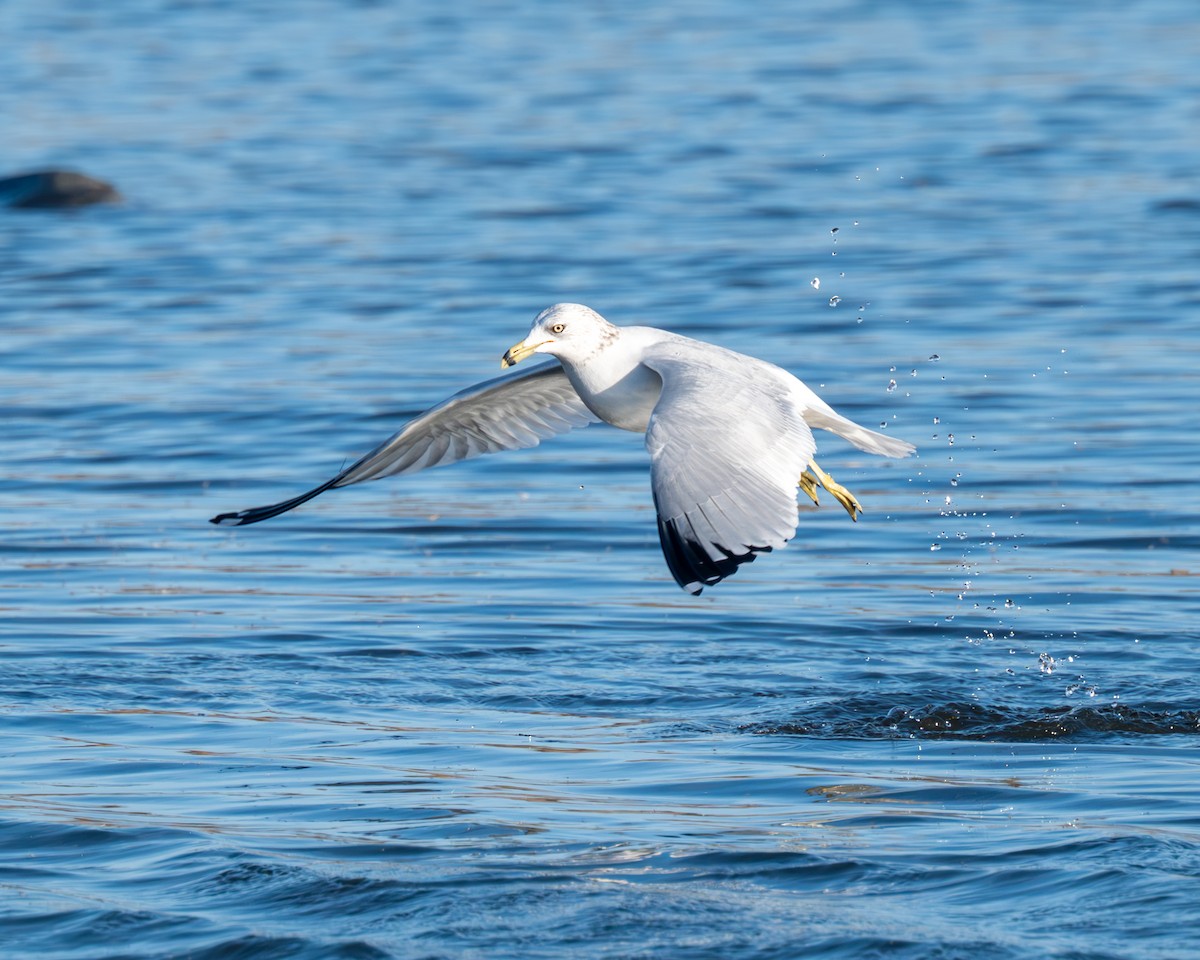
[211,303,915,594]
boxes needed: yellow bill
[500,338,549,369]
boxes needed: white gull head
[500,303,619,369]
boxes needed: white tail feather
[805,409,916,459]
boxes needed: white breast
[558,330,665,433]
[573,362,663,432]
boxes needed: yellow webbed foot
[805,460,862,522]
[799,469,821,507]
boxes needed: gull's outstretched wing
[210,361,597,526]
[641,341,816,594]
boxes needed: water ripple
[3,0,1200,957]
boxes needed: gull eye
[550,323,565,335]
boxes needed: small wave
[744,699,1200,742]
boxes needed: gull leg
[799,469,821,507]
[807,460,862,522]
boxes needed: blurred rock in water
[0,170,121,209]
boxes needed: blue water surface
[2,2,1199,958]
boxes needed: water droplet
[831,226,839,234]
[828,295,841,307]
[886,379,897,392]
[932,417,940,424]
[930,543,941,551]
[928,354,940,362]
[810,277,820,290]
[947,433,955,445]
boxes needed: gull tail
[209,477,339,526]
[806,409,916,459]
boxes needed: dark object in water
[0,170,121,208]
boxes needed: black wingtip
[209,509,263,526]
[657,515,762,595]
[208,477,340,528]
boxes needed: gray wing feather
[640,342,815,594]
[210,362,596,526]
[336,361,595,485]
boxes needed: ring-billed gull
[211,303,915,594]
